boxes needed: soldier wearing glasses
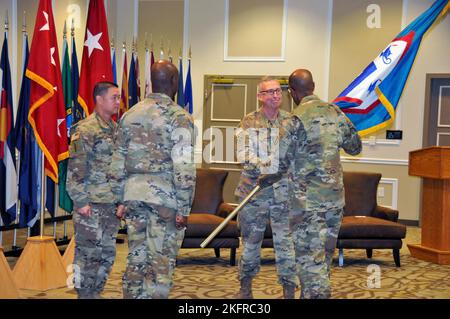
[235,76,307,299]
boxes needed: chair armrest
[217,202,236,219]
[373,205,399,222]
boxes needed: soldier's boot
[77,289,99,299]
[282,284,296,299]
[237,277,253,299]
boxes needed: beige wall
[2,0,449,222]
[227,0,284,58]
[190,0,332,138]
[342,162,421,222]
[137,0,184,92]
[106,0,185,95]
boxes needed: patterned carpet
[4,226,450,299]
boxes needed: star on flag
[84,29,103,57]
[57,118,65,137]
[39,11,50,31]
[50,47,56,66]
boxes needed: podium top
[409,146,450,179]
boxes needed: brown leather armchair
[261,171,407,267]
[181,168,240,265]
[337,171,407,267]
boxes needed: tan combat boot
[237,277,253,299]
[282,284,296,299]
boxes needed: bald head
[288,69,315,105]
[151,60,179,100]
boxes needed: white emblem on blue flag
[335,36,410,114]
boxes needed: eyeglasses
[259,88,282,96]
[109,95,121,101]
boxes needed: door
[423,74,450,147]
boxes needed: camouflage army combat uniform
[67,112,120,299]
[110,93,196,299]
[235,108,305,291]
[290,95,362,299]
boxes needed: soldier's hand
[257,172,283,189]
[78,205,92,217]
[116,204,126,219]
[175,215,188,230]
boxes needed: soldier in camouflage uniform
[67,82,121,299]
[235,77,306,299]
[288,69,362,298]
[110,60,195,299]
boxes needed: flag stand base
[13,236,68,291]
[0,246,21,298]
[62,237,75,268]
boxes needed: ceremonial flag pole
[62,19,81,265]
[128,39,138,108]
[0,13,21,298]
[184,46,193,114]
[12,12,28,251]
[13,0,69,291]
[119,41,129,118]
[134,38,141,102]
[111,38,117,84]
[14,12,41,232]
[71,19,83,124]
[0,12,19,252]
[168,40,173,63]
[160,36,164,60]
[0,12,17,232]
[177,49,185,107]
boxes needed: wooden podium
[408,146,450,264]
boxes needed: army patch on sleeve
[69,133,83,154]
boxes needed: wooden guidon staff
[200,173,283,248]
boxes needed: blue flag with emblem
[333,0,449,136]
[0,32,17,225]
[71,35,84,124]
[184,58,193,114]
[128,53,138,108]
[111,46,117,84]
[14,32,42,227]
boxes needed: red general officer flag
[26,0,68,183]
[78,0,113,115]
